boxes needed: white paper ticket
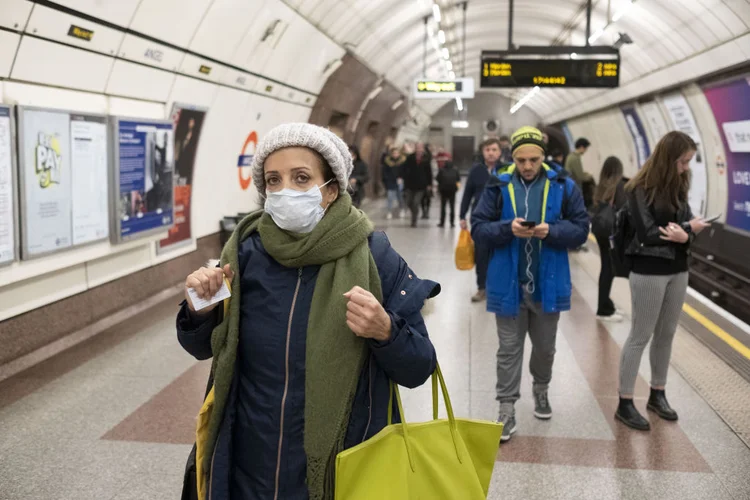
[187,280,231,311]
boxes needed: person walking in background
[382,146,406,220]
[565,138,596,208]
[459,138,503,302]
[499,135,513,165]
[436,160,460,228]
[420,144,437,219]
[472,126,590,442]
[348,145,369,208]
[591,156,628,322]
[616,131,710,431]
[402,142,433,228]
[547,149,565,173]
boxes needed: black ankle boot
[615,398,650,430]
[647,388,678,421]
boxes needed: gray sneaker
[533,390,552,420]
[497,403,517,442]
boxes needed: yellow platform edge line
[682,303,750,361]
[585,232,750,361]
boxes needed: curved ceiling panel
[282,0,749,121]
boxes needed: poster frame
[0,104,18,267]
[155,102,209,256]
[109,115,175,245]
[16,105,111,261]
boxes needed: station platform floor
[1,198,750,500]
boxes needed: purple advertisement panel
[621,106,651,169]
[703,77,750,233]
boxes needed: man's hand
[344,286,392,342]
[512,218,535,238]
[460,219,468,230]
[533,223,550,240]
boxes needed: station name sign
[413,78,475,99]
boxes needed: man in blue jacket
[471,126,589,442]
[459,138,506,302]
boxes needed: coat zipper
[273,267,303,500]
[361,355,374,442]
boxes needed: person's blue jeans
[386,189,402,214]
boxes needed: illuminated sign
[413,78,475,99]
[481,51,620,88]
[67,25,94,41]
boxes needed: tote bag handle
[387,363,463,472]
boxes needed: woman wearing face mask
[177,123,439,500]
[615,131,710,431]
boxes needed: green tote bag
[334,364,503,500]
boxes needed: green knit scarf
[203,192,382,500]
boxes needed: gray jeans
[495,292,560,403]
[619,272,688,396]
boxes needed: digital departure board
[480,51,620,88]
[412,78,475,99]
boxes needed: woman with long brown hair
[615,131,710,430]
[592,156,627,322]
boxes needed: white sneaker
[399,210,406,218]
[386,213,393,220]
[597,313,623,322]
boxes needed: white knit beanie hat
[251,123,353,196]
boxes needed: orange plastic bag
[455,229,475,270]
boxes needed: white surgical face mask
[264,179,333,234]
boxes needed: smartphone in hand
[520,220,537,228]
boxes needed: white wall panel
[105,60,175,102]
[26,4,124,55]
[11,37,114,93]
[190,86,260,239]
[166,75,220,112]
[189,0,257,62]
[231,0,296,74]
[51,0,140,27]
[129,0,213,48]
[0,0,33,30]
[2,80,107,113]
[0,264,87,322]
[220,68,260,93]
[118,34,184,72]
[254,77,283,98]
[0,31,20,78]
[86,244,155,288]
[108,96,165,119]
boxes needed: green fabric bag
[334,364,503,499]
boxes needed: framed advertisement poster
[0,104,18,266]
[110,116,175,243]
[662,93,708,217]
[156,103,208,254]
[17,106,110,259]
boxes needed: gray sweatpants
[619,272,689,396]
[496,292,560,403]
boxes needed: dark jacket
[626,186,694,261]
[401,152,432,191]
[436,165,460,195]
[382,156,405,191]
[471,163,589,316]
[459,162,498,220]
[177,232,439,500]
[350,159,369,187]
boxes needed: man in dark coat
[401,142,433,228]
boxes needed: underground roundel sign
[237,131,258,190]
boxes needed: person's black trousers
[595,233,617,316]
[421,190,432,218]
[404,190,425,227]
[439,192,456,226]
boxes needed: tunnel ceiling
[286,0,750,121]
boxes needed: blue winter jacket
[470,164,589,317]
[176,231,439,500]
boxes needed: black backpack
[609,202,634,278]
[591,201,615,241]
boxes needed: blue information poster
[114,118,174,242]
[621,106,651,169]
